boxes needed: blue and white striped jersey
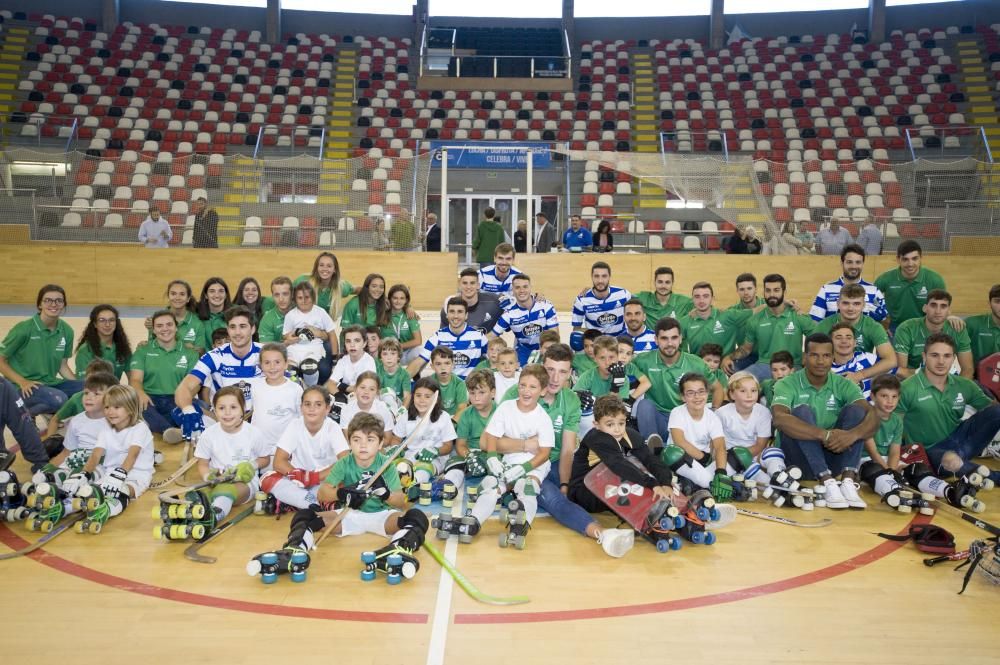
[571,286,632,336]
[628,327,658,353]
[419,325,487,380]
[478,264,522,296]
[810,277,888,322]
[831,351,881,400]
[190,343,263,409]
[491,298,559,365]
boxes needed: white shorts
[287,343,326,366]
[337,508,397,538]
[94,467,152,499]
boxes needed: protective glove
[416,447,439,464]
[337,486,368,509]
[609,361,627,392]
[100,466,128,499]
[569,331,584,352]
[503,462,533,484]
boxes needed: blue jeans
[318,338,334,385]
[143,394,180,434]
[538,464,595,537]
[0,377,48,468]
[22,379,84,416]
[732,351,758,372]
[635,399,670,443]
[780,404,865,480]
[926,404,1000,484]
[747,362,772,382]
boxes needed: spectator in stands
[513,219,528,253]
[592,219,613,253]
[478,243,521,302]
[234,277,265,329]
[0,376,50,470]
[856,216,883,256]
[779,221,814,254]
[389,212,416,251]
[472,206,506,264]
[809,243,888,322]
[816,215,854,256]
[0,285,83,416]
[423,212,441,252]
[634,266,693,330]
[138,207,172,248]
[74,304,132,380]
[562,214,593,252]
[372,218,391,251]
[441,268,504,335]
[874,240,947,332]
[894,289,974,379]
[534,212,557,253]
[772,332,878,508]
[966,283,1000,367]
[681,281,757,357]
[191,197,218,249]
[728,225,761,254]
[815,284,897,381]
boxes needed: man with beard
[631,317,723,447]
[809,244,887,322]
[412,298,487,380]
[722,274,816,382]
[440,268,504,335]
[489,274,559,366]
[893,289,973,379]
[681,281,759,357]
[570,261,632,351]
[874,240,946,332]
[622,299,657,353]
[816,283,897,386]
[477,243,521,305]
[634,267,693,331]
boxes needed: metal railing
[904,125,993,163]
[1,113,79,153]
[659,131,730,162]
[252,124,326,160]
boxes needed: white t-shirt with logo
[194,421,272,471]
[668,405,725,453]
[485,399,555,468]
[339,398,396,432]
[97,421,155,476]
[330,353,377,388]
[715,402,772,451]
[63,412,112,453]
[392,413,457,458]
[249,377,303,450]
[283,306,336,351]
[276,417,348,471]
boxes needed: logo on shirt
[176,356,189,368]
[826,395,837,409]
[918,287,928,298]
[917,394,932,402]
[597,313,618,326]
[183,329,197,342]
[55,337,66,352]
[713,321,724,334]
[453,352,470,368]
[522,323,542,337]
[954,393,965,409]
[784,321,797,335]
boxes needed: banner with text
[429,141,552,169]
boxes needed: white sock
[414,469,432,485]
[678,462,714,488]
[108,497,124,517]
[873,473,900,497]
[271,479,315,509]
[917,476,948,498]
[470,489,498,525]
[444,468,465,488]
[212,495,234,519]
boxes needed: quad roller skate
[431,513,480,543]
[25,482,66,533]
[965,465,996,492]
[642,498,685,553]
[360,543,420,584]
[945,478,986,513]
[253,492,298,517]
[152,489,217,541]
[882,487,935,515]
[247,547,310,584]
[0,471,29,522]
[762,467,815,510]
[406,479,456,506]
[675,490,718,545]
[498,500,530,550]
[75,487,112,535]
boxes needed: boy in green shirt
[759,351,794,407]
[697,343,729,409]
[572,329,601,377]
[454,369,497,484]
[247,413,429,582]
[376,337,411,411]
[428,347,468,421]
[257,277,293,344]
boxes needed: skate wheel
[790,495,806,509]
[191,524,205,540]
[291,571,306,583]
[190,504,206,520]
[361,551,376,565]
[387,553,403,567]
[400,561,417,579]
[800,501,815,512]
[435,529,448,540]
[514,536,526,550]
[361,569,376,582]
[154,451,165,466]
[151,505,163,520]
[690,530,705,545]
[695,507,710,521]
[458,535,472,544]
[154,525,164,540]
[658,517,673,530]
[919,507,935,516]
[814,500,827,508]
[40,496,55,510]
[898,504,912,514]
[430,515,442,529]
[498,532,509,548]
[704,531,717,545]
[670,537,682,551]
[88,521,102,534]
[75,521,86,533]
[442,498,452,508]
[498,508,509,524]
[71,498,84,512]
[773,495,786,508]
[246,558,263,577]
[761,487,775,500]
[387,573,402,585]
[673,515,686,529]
[885,494,901,508]
[656,539,670,553]
[262,573,278,585]
[708,507,720,521]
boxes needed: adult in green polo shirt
[144,279,205,354]
[74,304,132,380]
[380,284,424,365]
[723,273,815,382]
[195,276,232,352]
[0,284,82,416]
[631,317,722,444]
[340,274,387,348]
[128,309,200,435]
[295,252,359,385]
[772,333,879,508]
[894,289,973,379]
[682,281,756,356]
[634,267,693,330]
[965,283,1000,366]
[874,239,946,331]
[815,283,896,380]
[258,277,294,344]
[897,333,1000,486]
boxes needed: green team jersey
[770,370,864,430]
[572,352,597,376]
[635,291,694,331]
[744,306,816,366]
[56,391,84,420]
[257,308,289,344]
[376,362,411,401]
[760,378,777,406]
[294,274,354,313]
[340,296,378,329]
[874,266,946,329]
[431,374,468,415]
[501,385,581,463]
[897,370,992,448]
[261,296,275,313]
[815,314,890,354]
[456,403,496,451]
[128,340,199,396]
[872,412,903,457]
[147,311,204,353]
[380,311,420,343]
[964,314,1000,365]
[705,368,728,408]
[324,451,401,513]
[74,341,129,380]
[630,351,713,414]
[893,318,972,371]
[201,311,226,351]
[681,307,754,356]
[0,315,74,386]
[728,297,765,311]
[573,366,630,399]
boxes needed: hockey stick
[0,514,86,561]
[735,507,833,528]
[157,470,236,504]
[184,505,256,564]
[313,390,439,549]
[931,499,1000,537]
[422,539,530,605]
[149,458,198,490]
[923,549,970,567]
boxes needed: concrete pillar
[869,0,886,44]
[101,0,119,34]
[414,0,428,56]
[710,0,725,50]
[266,0,281,46]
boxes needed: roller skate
[945,478,986,513]
[964,465,996,492]
[152,489,217,542]
[75,492,112,535]
[763,466,815,510]
[431,513,480,543]
[498,500,530,550]
[246,546,310,584]
[674,490,718,545]
[641,497,685,553]
[360,541,420,584]
[25,483,66,533]
[29,465,69,489]
[253,492,298,517]
[0,471,29,522]
[882,487,935,515]
[710,472,757,503]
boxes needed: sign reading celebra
[429,141,552,169]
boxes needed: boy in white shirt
[338,371,397,436]
[249,343,303,452]
[283,282,337,386]
[328,325,377,401]
[662,373,726,490]
[492,348,521,405]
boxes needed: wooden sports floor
[1,314,998,665]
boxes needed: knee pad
[260,470,283,494]
[479,475,500,493]
[902,462,934,487]
[760,447,785,464]
[939,451,964,474]
[116,494,131,511]
[660,445,692,471]
[210,482,239,502]
[513,477,538,497]
[43,435,65,458]
[413,460,435,478]
[443,456,466,474]
[290,507,325,533]
[299,358,319,376]
[859,460,892,486]
[398,507,430,533]
[727,447,754,472]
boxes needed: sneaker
[980,435,1000,461]
[839,478,867,509]
[645,433,664,454]
[162,428,184,445]
[598,528,634,558]
[822,479,849,509]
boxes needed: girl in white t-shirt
[467,365,555,535]
[283,282,337,386]
[385,377,459,495]
[666,372,726,489]
[338,371,396,436]
[328,325,377,398]
[258,385,350,512]
[249,343,303,452]
[194,386,272,521]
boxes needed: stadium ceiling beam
[869,0,886,43]
[710,0,725,50]
[267,0,281,45]
[563,0,575,57]
[102,0,119,33]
